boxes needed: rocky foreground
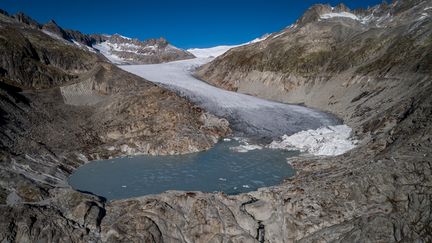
[1,1,432,243]
[0,10,230,242]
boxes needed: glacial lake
[69,139,298,200]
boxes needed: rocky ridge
[5,10,194,65]
[92,34,195,64]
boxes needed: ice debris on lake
[230,138,263,153]
[269,125,357,156]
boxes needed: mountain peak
[335,3,350,12]
[13,12,41,28]
[0,9,9,16]
[42,19,69,40]
[296,4,333,26]
[47,19,59,26]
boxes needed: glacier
[119,51,356,155]
[120,57,340,139]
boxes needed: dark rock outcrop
[12,12,41,29]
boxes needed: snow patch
[42,30,64,40]
[418,13,429,21]
[245,33,270,44]
[272,32,285,39]
[72,40,96,53]
[269,125,356,156]
[93,42,128,64]
[320,12,360,21]
[116,34,131,40]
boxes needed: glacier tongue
[269,125,357,156]
[120,57,341,139]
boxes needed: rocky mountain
[93,34,195,64]
[4,10,194,65]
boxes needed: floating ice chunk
[231,143,262,153]
[269,125,356,156]
[223,138,232,142]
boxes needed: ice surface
[187,45,238,58]
[269,125,357,156]
[187,34,269,58]
[120,57,340,139]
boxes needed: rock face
[1,1,432,243]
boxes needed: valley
[0,1,431,242]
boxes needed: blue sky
[1,0,383,48]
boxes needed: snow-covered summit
[93,34,195,65]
